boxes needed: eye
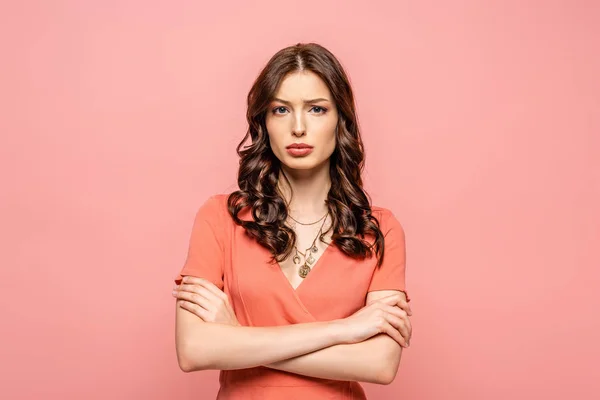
[272,106,288,114]
[310,106,327,114]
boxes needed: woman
[171,42,412,399]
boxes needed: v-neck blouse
[174,193,410,399]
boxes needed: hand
[172,276,240,326]
[336,294,412,347]
[367,292,412,317]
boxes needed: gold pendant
[298,263,311,278]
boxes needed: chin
[280,155,329,172]
[282,159,318,170]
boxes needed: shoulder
[371,205,393,219]
[195,193,232,224]
[370,205,396,225]
[370,205,404,236]
[205,193,229,209]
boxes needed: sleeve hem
[174,273,224,290]
[367,288,411,302]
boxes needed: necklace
[292,214,329,278]
[287,210,328,226]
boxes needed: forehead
[274,70,331,100]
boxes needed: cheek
[265,120,283,148]
[321,121,338,153]
[267,135,282,159]
[324,133,337,158]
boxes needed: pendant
[298,263,311,278]
[293,255,301,264]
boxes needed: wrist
[327,319,348,345]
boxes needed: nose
[292,115,306,137]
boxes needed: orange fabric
[175,194,409,399]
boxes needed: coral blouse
[174,194,410,399]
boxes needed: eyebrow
[272,97,331,105]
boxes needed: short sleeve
[367,209,410,302]
[173,195,226,289]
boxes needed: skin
[173,70,413,385]
[174,277,412,344]
[265,70,340,289]
[265,69,338,173]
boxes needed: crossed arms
[175,285,410,385]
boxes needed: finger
[395,291,412,315]
[377,294,412,316]
[381,304,408,320]
[177,286,222,313]
[197,280,229,302]
[398,312,412,345]
[180,276,202,285]
[178,300,210,321]
[386,305,412,341]
[381,322,408,347]
[377,294,404,307]
[404,317,412,343]
[179,284,222,304]
[384,313,410,344]
[176,290,213,311]
[395,298,412,316]
[381,305,412,344]
[182,277,228,302]
[376,296,412,318]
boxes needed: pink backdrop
[2,1,598,399]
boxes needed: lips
[285,143,314,157]
[286,143,313,149]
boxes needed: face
[265,70,339,172]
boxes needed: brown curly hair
[227,42,386,267]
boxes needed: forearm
[265,334,403,384]
[179,318,344,372]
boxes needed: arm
[263,290,407,385]
[175,302,345,372]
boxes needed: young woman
[171,42,413,399]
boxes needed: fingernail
[172,290,177,296]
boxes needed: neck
[277,160,331,219]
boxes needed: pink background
[1,1,598,399]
